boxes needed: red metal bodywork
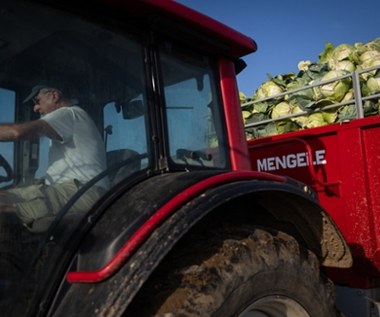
[67,171,285,283]
[219,57,253,171]
[103,0,257,58]
[248,115,380,288]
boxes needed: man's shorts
[6,179,105,226]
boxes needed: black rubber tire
[126,224,338,317]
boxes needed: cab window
[160,47,228,169]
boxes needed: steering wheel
[0,154,13,183]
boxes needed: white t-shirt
[41,106,109,190]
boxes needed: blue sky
[177,0,380,96]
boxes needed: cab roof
[96,0,257,58]
[142,0,257,57]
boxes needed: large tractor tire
[125,224,338,317]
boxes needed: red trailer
[248,65,380,316]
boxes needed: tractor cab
[0,1,234,315]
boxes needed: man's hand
[0,120,61,141]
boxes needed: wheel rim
[238,295,311,317]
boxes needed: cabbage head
[305,111,337,128]
[254,80,283,99]
[341,88,354,102]
[271,101,292,119]
[242,110,251,123]
[367,77,380,94]
[276,120,299,134]
[249,122,278,138]
[322,110,338,124]
[320,70,351,101]
[355,38,380,54]
[332,43,356,62]
[239,92,248,104]
[253,102,270,114]
[328,60,356,73]
[359,50,380,65]
[358,50,380,79]
[311,80,323,101]
[290,105,308,128]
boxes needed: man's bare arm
[0,120,61,141]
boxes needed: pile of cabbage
[242,37,380,139]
